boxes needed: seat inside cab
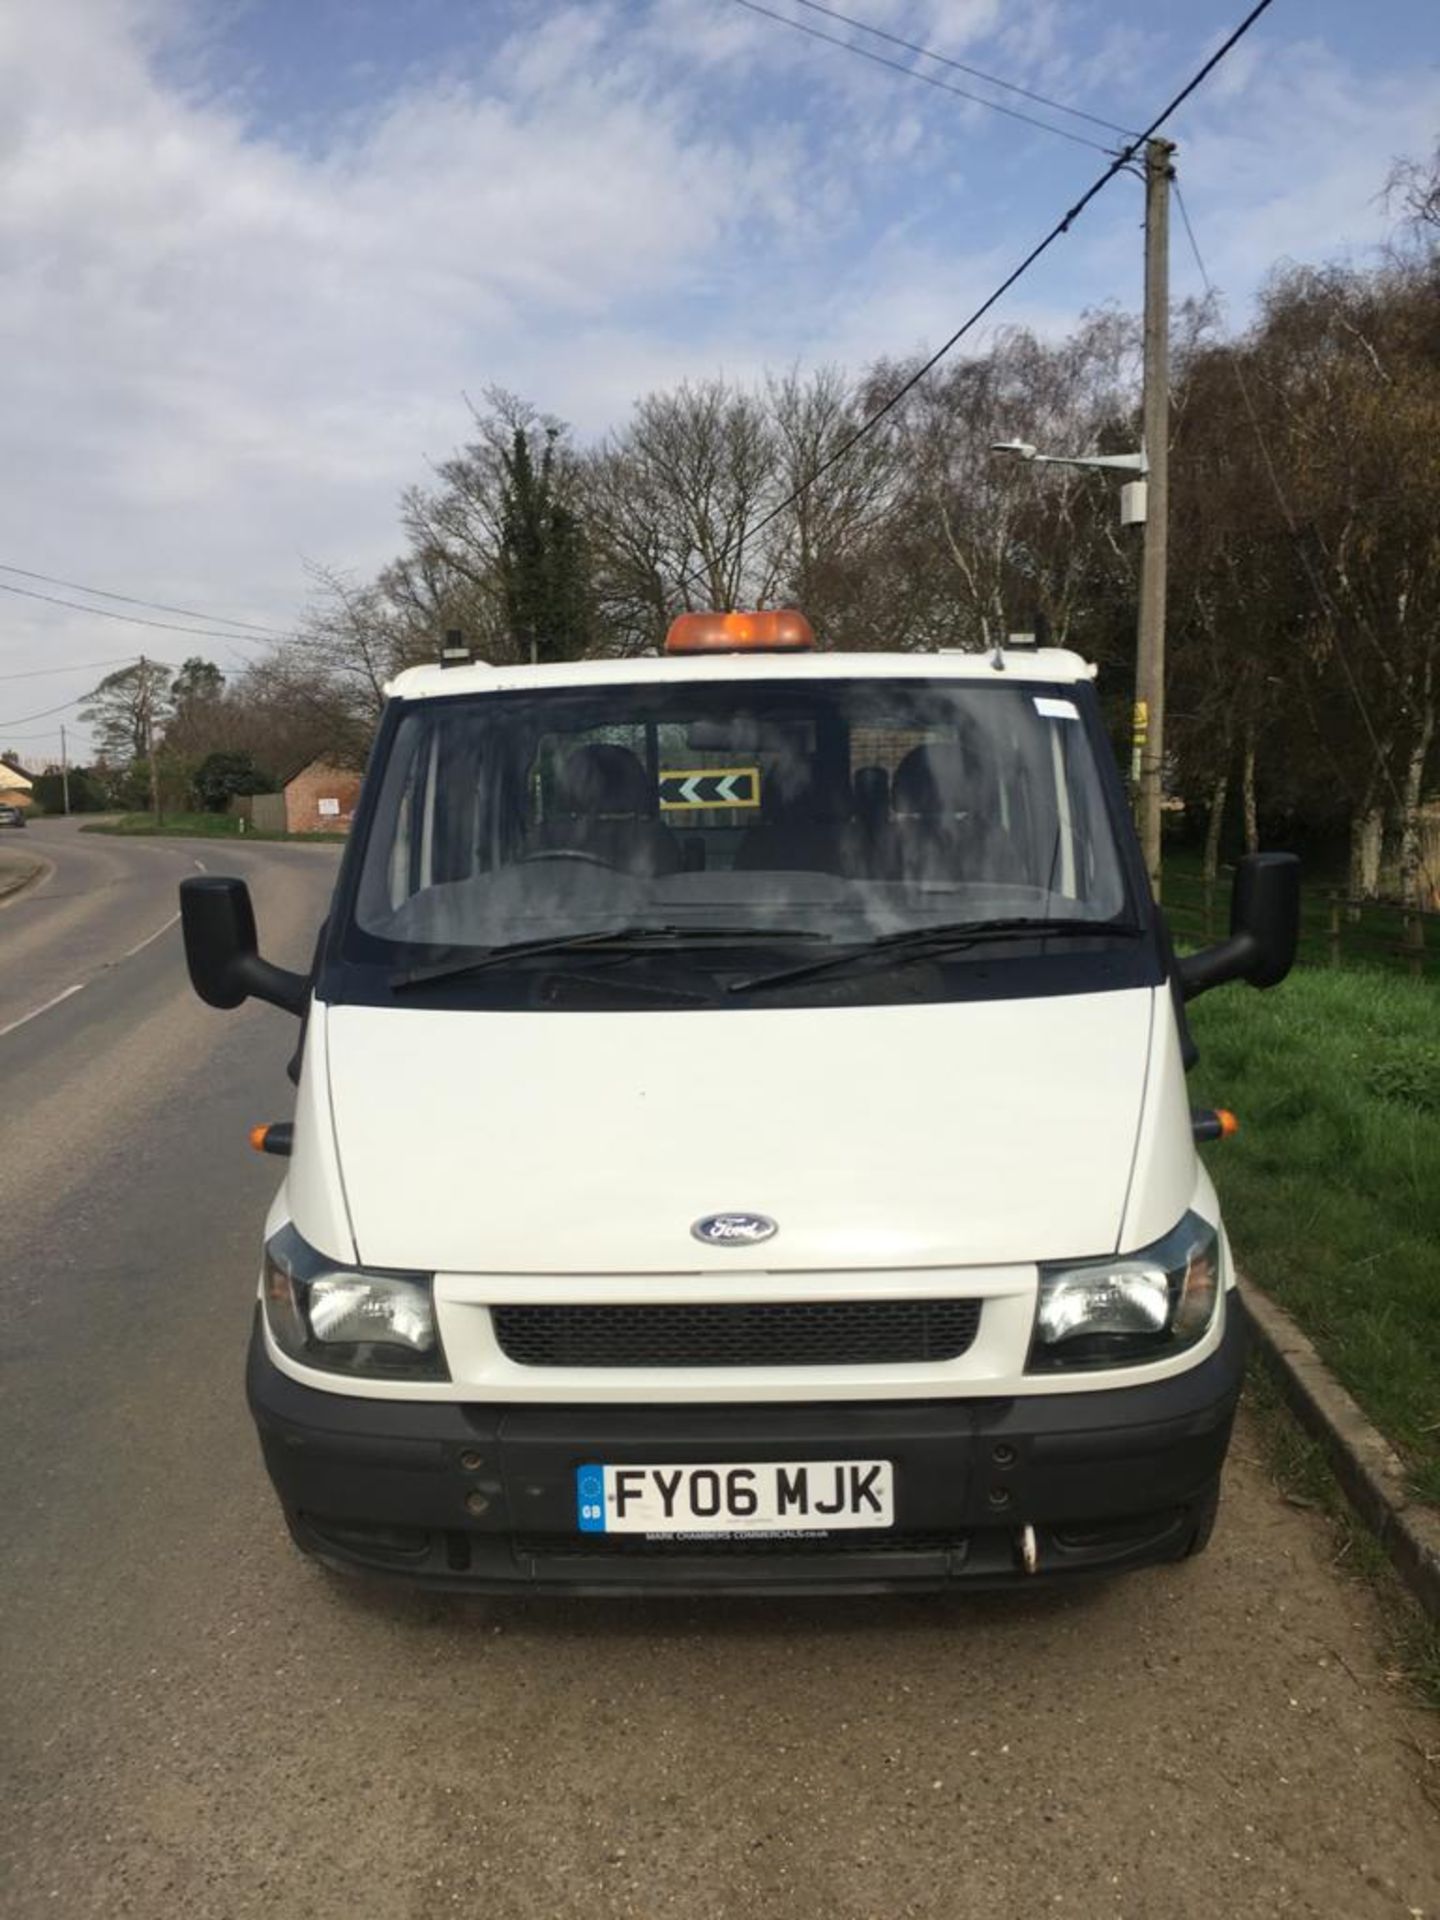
[734,762,857,876]
[528,743,681,876]
[521,724,1026,885]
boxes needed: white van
[180,611,1298,1593]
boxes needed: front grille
[492,1299,982,1369]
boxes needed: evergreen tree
[192,749,275,813]
[498,426,592,661]
[79,658,174,764]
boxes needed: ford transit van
[180,610,1298,1593]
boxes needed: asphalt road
[2,819,1437,1920]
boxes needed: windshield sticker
[659,767,761,810]
[1033,697,1079,721]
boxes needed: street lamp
[990,435,1154,820]
[989,439,1148,523]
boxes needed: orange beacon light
[665,609,816,655]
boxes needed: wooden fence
[1162,864,1435,980]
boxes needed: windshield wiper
[390,925,825,992]
[728,916,1144,996]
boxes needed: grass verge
[1189,965,1440,1506]
[80,812,346,843]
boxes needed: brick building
[273,757,363,835]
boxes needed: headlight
[1029,1211,1221,1371]
[263,1223,447,1379]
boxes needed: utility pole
[139,654,161,823]
[1134,137,1174,898]
[60,723,71,815]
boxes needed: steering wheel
[518,848,616,869]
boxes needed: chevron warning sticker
[658,766,761,811]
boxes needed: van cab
[180,611,1298,1593]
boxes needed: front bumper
[247,1306,1246,1594]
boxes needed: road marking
[121,911,180,960]
[0,982,85,1041]
[3,894,187,1041]
[106,850,199,960]
[1,841,223,1042]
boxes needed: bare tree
[885,315,1142,657]
[1387,139,1440,238]
[585,380,782,632]
[1260,260,1440,901]
[243,565,419,767]
[227,139,1438,895]
[760,365,905,646]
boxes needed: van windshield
[341,677,1134,985]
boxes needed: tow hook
[1018,1524,1038,1575]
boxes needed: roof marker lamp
[1029,1212,1221,1371]
[263,1223,447,1379]
[666,609,815,655]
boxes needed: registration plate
[575,1459,894,1535]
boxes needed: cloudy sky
[2,0,1436,759]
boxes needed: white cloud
[1166,39,1440,302]
[0,0,1435,759]
[0,0,793,731]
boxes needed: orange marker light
[249,1124,271,1154]
[665,609,815,655]
[1192,1107,1240,1144]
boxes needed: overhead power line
[0,562,291,637]
[687,0,1278,594]
[786,0,1138,137]
[0,655,138,683]
[0,580,287,648]
[726,0,1112,152]
[0,689,94,729]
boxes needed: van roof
[384,647,1096,703]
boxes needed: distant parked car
[0,803,27,828]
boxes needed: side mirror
[179,876,308,1017]
[1178,852,1300,1001]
